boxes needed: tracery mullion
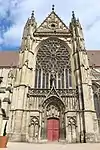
[56,72,58,89]
[64,68,66,89]
[58,73,61,89]
[66,69,68,88]
[41,69,43,88]
[62,71,64,89]
[35,69,38,88]
[54,73,56,88]
[37,69,39,88]
[48,73,50,89]
[46,73,49,89]
[69,70,72,88]
[42,72,45,89]
[38,68,41,88]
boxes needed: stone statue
[50,70,56,88]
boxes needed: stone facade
[0,8,100,143]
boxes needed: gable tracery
[35,11,69,33]
[35,38,72,89]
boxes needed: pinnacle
[31,10,35,19]
[52,4,55,11]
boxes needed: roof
[0,50,100,67]
[0,51,19,67]
[87,51,100,67]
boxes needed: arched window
[94,94,100,118]
[29,116,39,139]
[34,38,72,89]
[93,93,100,133]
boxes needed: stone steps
[6,142,100,150]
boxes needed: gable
[35,11,69,34]
[47,87,60,98]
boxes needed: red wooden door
[47,119,59,141]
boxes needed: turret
[16,11,37,86]
[8,11,37,141]
[21,11,37,52]
[23,10,37,38]
[70,11,85,52]
[70,11,99,143]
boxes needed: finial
[31,10,35,19]
[52,4,55,11]
[72,11,75,19]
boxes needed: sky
[0,0,100,51]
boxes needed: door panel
[47,119,59,141]
[53,130,59,141]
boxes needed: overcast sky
[0,0,100,50]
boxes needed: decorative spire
[31,10,35,19]
[72,11,76,20]
[30,10,37,28]
[52,4,55,11]
[71,11,77,25]
[23,9,37,38]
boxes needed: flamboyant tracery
[35,38,72,89]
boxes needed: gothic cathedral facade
[0,8,100,143]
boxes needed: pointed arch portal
[41,95,65,141]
